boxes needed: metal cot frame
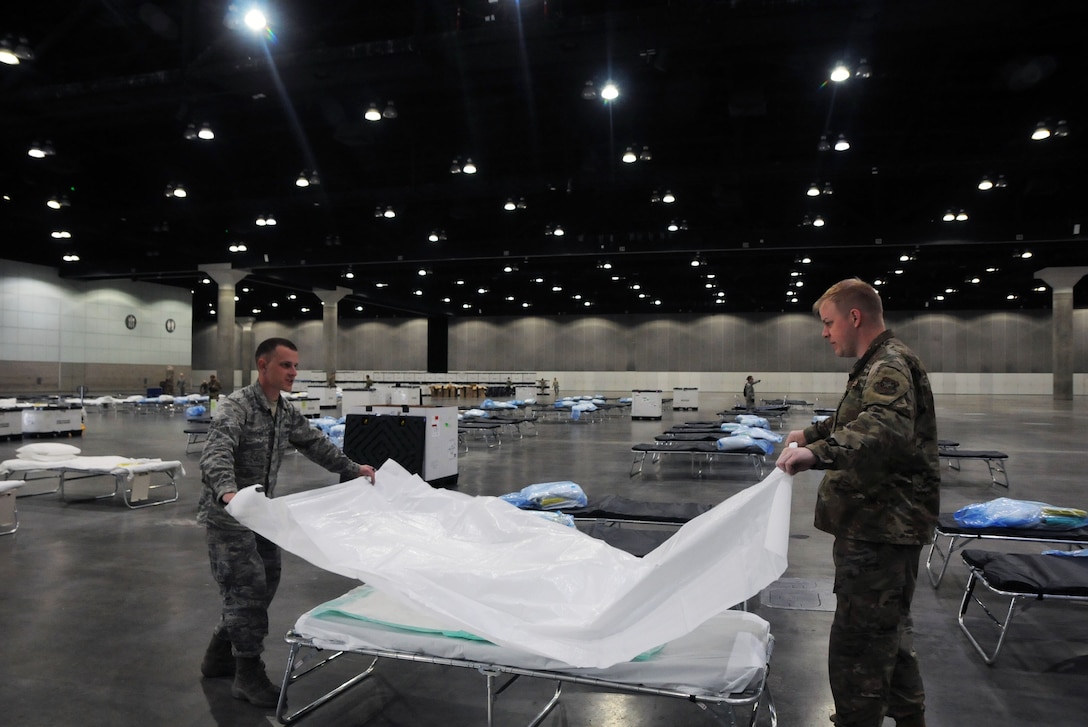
[3,462,181,509]
[957,549,1088,664]
[275,631,776,727]
[925,513,1088,588]
[630,442,767,479]
[938,449,1010,488]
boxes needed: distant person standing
[207,374,222,399]
[552,377,560,398]
[743,375,761,410]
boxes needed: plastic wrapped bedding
[295,584,772,696]
[226,460,791,668]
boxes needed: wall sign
[125,314,137,330]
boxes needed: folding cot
[925,512,1088,587]
[566,494,714,557]
[276,584,775,727]
[0,455,183,509]
[937,446,1010,488]
[458,420,503,450]
[630,440,767,478]
[183,425,210,453]
[0,480,25,535]
[957,548,1088,664]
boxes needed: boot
[895,713,927,727]
[200,632,234,678]
[231,656,280,708]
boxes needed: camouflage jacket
[801,330,940,544]
[197,382,361,531]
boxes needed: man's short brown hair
[813,278,883,318]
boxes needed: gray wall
[191,309,1066,374]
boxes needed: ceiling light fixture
[622,146,637,163]
[382,101,397,119]
[27,140,55,158]
[830,62,850,83]
[46,195,69,210]
[295,171,310,187]
[581,80,597,100]
[806,183,821,197]
[503,198,516,211]
[1031,121,1051,141]
[817,135,831,152]
[600,81,619,101]
[855,58,872,79]
[661,190,676,204]
[639,145,652,162]
[228,243,247,253]
[62,254,79,262]
[812,215,826,227]
[977,176,994,191]
[364,103,382,122]
[461,158,477,174]
[51,230,72,239]
[244,8,267,31]
[834,134,850,152]
[0,36,33,65]
[197,122,215,140]
[822,182,834,195]
[383,206,396,219]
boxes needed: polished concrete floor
[1,392,1087,727]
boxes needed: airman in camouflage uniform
[198,337,376,708]
[777,279,939,727]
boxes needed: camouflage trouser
[829,538,925,727]
[206,527,282,658]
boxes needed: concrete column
[202,264,249,394]
[315,287,351,384]
[1035,267,1088,401]
[236,317,256,387]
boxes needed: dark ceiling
[2,0,1087,322]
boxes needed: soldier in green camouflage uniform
[777,279,939,727]
[198,338,376,708]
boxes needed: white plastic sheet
[227,460,791,668]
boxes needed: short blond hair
[813,278,883,318]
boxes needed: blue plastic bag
[499,481,587,510]
[953,498,1088,530]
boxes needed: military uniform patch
[874,376,899,395]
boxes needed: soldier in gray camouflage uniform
[198,337,376,708]
[777,279,939,727]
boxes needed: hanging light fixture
[812,215,826,227]
[295,171,311,187]
[822,182,834,195]
[829,62,850,83]
[364,103,382,122]
[661,190,676,204]
[382,206,396,218]
[622,146,637,163]
[817,135,831,152]
[581,80,597,100]
[503,198,517,211]
[27,140,55,158]
[834,134,850,152]
[1031,121,1051,141]
[0,36,33,65]
[806,183,821,197]
[855,58,872,79]
[197,122,215,140]
[639,145,652,162]
[977,176,994,191]
[462,158,477,174]
[382,101,398,119]
[183,124,199,140]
